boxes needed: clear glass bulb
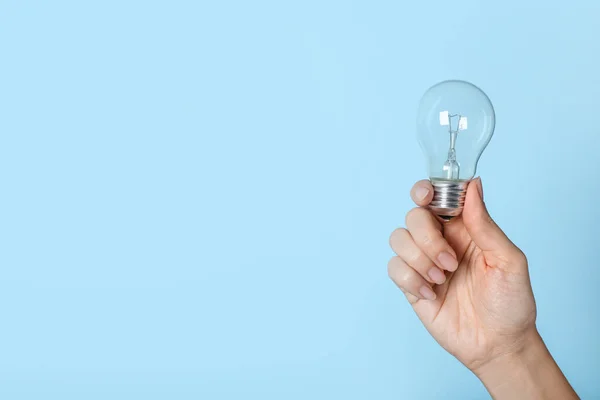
[416,80,495,219]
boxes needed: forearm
[474,330,578,400]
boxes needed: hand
[388,178,578,399]
[389,178,536,370]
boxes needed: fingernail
[438,251,458,271]
[415,186,429,201]
[427,267,446,285]
[419,285,436,300]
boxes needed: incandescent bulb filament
[439,111,467,180]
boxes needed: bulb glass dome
[416,80,495,182]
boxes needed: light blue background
[1,1,598,398]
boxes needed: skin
[388,178,579,399]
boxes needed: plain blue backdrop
[1,1,599,398]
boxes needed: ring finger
[388,256,437,301]
[389,228,447,285]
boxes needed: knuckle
[421,233,433,246]
[389,228,409,248]
[409,249,428,266]
[405,207,427,226]
[398,268,415,286]
[387,257,418,290]
[419,230,446,254]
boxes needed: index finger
[410,180,434,207]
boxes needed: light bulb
[416,80,495,220]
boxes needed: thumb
[462,178,523,266]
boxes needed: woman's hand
[388,178,578,399]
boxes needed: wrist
[474,329,578,399]
[473,328,545,384]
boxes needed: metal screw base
[429,179,470,220]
